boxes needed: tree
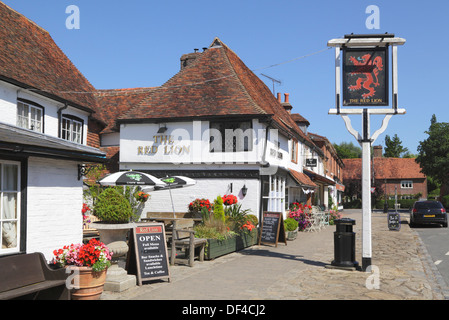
[416,115,449,187]
[384,134,408,158]
[333,142,362,159]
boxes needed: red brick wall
[383,178,427,199]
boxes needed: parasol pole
[166,177,176,219]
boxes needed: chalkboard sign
[126,223,170,285]
[258,212,286,247]
[388,212,401,231]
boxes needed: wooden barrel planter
[68,266,107,300]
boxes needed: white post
[361,140,372,269]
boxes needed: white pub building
[96,38,340,221]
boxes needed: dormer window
[61,115,83,144]
[17,100,44,133]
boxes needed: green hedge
[374,199,416,209]
[442,195,449,209]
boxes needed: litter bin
[331,218,359,269]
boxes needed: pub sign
[342,47,388,106]
[306,158,317,167]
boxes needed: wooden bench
[0,252,70,300]
[170,219,207,267]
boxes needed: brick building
[343,146,427,203]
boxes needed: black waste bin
[331,218,359,269]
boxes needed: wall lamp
[241,184,248,197]
[157,124,167,133]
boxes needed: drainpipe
[259,119,273,223]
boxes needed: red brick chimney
[281,93,292,113]
[373,145,383,158]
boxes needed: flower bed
[205,228,258,260]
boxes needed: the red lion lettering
[348,54,383,99]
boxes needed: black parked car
[409,200,447,228]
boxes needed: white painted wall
[0,80,90,145]
[26,157,83,262]
[141,178,260,220]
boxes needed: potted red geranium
[52,239,113,300]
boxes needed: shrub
[93,188,133,223]
[246,214,259,227]
[213,196,225,222]
[442,195,449,209]
[284,218,299,232]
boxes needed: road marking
[445,251,449,256]
[435,260,443,265]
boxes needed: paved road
[412,221,449,288]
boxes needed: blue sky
[3,0,449,154]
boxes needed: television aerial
[261,73,282,95]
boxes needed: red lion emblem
[348,54,383,99]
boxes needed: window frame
[209,120,253,153]
[0,160,21,255]
[262,175,286,214]
[291,139,298,163]
[400,180,413,189]
[16,99,45,133]
[61,114,84,144]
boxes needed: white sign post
[328,34,406,271]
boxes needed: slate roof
[0,2,97,111]
[117,38,315,146]
[343,158,426,180]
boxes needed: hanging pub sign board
[258,212,287,247]
[387,212,401,231]
[306,158,317,168]
[342,47,389,106]
[126,223,170,285]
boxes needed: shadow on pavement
[240,249,328,267]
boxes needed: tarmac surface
[101,209,449,300]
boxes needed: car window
[414,202,443,209]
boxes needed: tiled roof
[94,87,157,133]
[291,113,310,126]
[289,169,317,188]
[343,158,426,180]
[118,38,313,144]
[0,2,97,111]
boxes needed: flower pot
[90,222,137,292]
[67,266,107,300]
[286,229,298,241]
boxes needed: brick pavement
[101,209,449,300]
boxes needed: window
[61,115,83,144]
[17,100,44,133]
[209,121,252,152]
[0,161,20,254]
[401,180,413,189]
[262,175,285,213]
[291,139,298,163]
